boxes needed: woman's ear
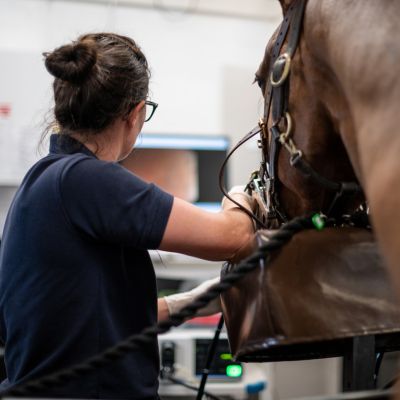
[126,100,145,127]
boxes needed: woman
[0,33,255,399]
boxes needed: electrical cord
[196,314,225,400]
[166,376,222,400]
[0,214,317,398]
[218,126,269,229]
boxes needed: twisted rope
[1,215,314,397]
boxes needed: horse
[220,0,400,390]
[253,0,400,292]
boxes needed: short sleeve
[58,156,173,249]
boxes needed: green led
[226,364,242,378]
[312,213,325,231]
[220,353,233,361]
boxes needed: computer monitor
[121,133,230,212]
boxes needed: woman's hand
[221,185,255,213]
[158,277,221,321]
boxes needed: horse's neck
[304,0,400,185]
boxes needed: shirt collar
[49,134,97,158]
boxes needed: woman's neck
[70,121,125,162]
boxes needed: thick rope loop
[1,215,315,398]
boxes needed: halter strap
[261,0,307,225]
[261,0,362,224]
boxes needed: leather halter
[220,0,362,230]
[256,0,307,226]
[250,0,362,228]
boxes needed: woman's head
[44,33,150,135]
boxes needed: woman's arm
[157,277,221,322]
[158,194,255,262]
[158,298,170,322]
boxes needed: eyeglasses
[144,100,158,122]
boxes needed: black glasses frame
[144,100,158,122]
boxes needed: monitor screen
[121,134,230,212]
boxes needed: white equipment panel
[158,328,273,400]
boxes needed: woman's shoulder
[58,154,131,181]
[20,153,93,188]
[56,154,153,196]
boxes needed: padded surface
[221,227,400,361]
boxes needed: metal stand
[341,332,400,392]
[342,335,376,392]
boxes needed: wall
[0,186,17,233]
[74,0,282,20]
[273,358,341,399]
[0,1,343,398]
[0,0,277,183]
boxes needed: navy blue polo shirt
[0,134,174,399]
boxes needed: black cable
[218,127,269,229]
[0,214,315,398]
[196,314,224,400]
[167,376,222,400]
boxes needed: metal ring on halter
[281,112,293,139]
[270,53,292,87]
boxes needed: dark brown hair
[43,33,150,135]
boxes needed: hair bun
[44,41,97,84]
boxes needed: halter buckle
[270,53,292,87]
[258,117,268,140]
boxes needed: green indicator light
[226,364,242,378]
[312,213,325,231]
[220,353,233,361]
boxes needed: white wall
[76,0,282,20]
[0,0,277,184]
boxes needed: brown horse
[254,0,400,294]
[220,0,400,388]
